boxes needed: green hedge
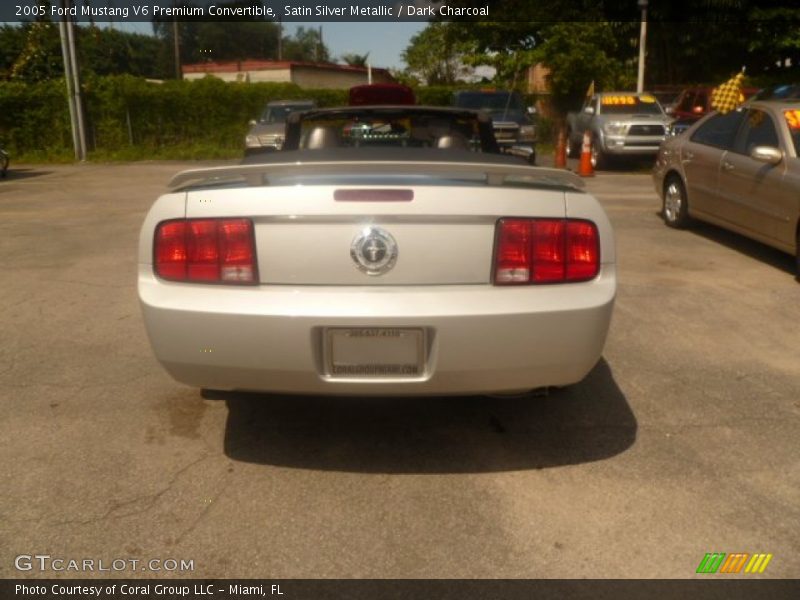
[0,76,350,160]
[0,77,528,161]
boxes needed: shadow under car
[218,359,636,474]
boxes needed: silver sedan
[138,150,616,396]
[654,100,800,278]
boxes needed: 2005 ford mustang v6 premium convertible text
[138,126,615,396]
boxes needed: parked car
[138,144,616,396]
[267,105,502,156]
[668,86,758,136]
[566,92,672,168]
[653,89,683,113]
[654,100,800,278]
[452,90,537,165]
[244,99,316,155]
[750,83,800,102]
[349,83,416,106]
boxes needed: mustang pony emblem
[350,227,398,275]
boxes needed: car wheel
[565,130,578,158]
[527,151,537,166]
[663,175,691,228]
[590,140,606,170]
[0,153,8,178]
[201,388,230,400]
[795,228,800,283]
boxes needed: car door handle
[722,161,735,171]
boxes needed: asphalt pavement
[1,159,798,579]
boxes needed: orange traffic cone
[554,129,567,169]
[578,130,594,177]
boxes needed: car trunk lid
[178,161,577,286]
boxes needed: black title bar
[3,579,800,600]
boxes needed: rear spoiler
[168,161,585,191]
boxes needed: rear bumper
[244,146,279,156]
[138,266,616,395]
[600,135,664,156]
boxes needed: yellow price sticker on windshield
[640,95,656,103]
[602,95,636,106]
[784,109,800,130]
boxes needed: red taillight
[494,219,532,283]
[154,218,257,284]
[532,220,566,283]
[566,220,600,281]
[494,218,599,285]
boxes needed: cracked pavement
[0,161,798,579]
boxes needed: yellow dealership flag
[711,71,746,114]
[585,80,595,99]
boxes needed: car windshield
[456,93,525,112]
[297,111,483,150]
[261,104,313,123]
[755,84,800,101]
[598,95,664,115]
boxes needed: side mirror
[527,106,537,115]
[248,119,257,126]
[584,106,595,115]
[665,106,675,115]
[750,145,782,165]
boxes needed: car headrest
[436,133,469,150]
[302,126,340,150]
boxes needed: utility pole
[173,18,181,79]
[59,0,87,161]
[277,19,282,60]
[636,0,648,93]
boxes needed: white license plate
[325,328,425,378]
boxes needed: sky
[119,21,428,70]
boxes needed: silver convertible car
[138,121,615,396]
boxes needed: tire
[0,151,8,178]
[565,129,579,158]
[200,388,230,400]
[527,150,537,166]
[590,139,607,170]
[663,175,691,229]
[795,229,800,283]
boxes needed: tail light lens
[494,218,599,285]
[154,218,257,284]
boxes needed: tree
[402,23,470,85]
[530,22,629,112]
[77,27,166,79]
[446,0,800,90]
[281,27,330,62]
[9,21,62,82]
[340,53,369,68]
[0,24,35,80]
[152,2,283,73]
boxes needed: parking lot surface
[1,161,798,578]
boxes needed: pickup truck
[566,92,672,168]
[453,90,537,164]
[245,99,316,156]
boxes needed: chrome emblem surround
[350,226,398,276]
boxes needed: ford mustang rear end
[138,150,615,396]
